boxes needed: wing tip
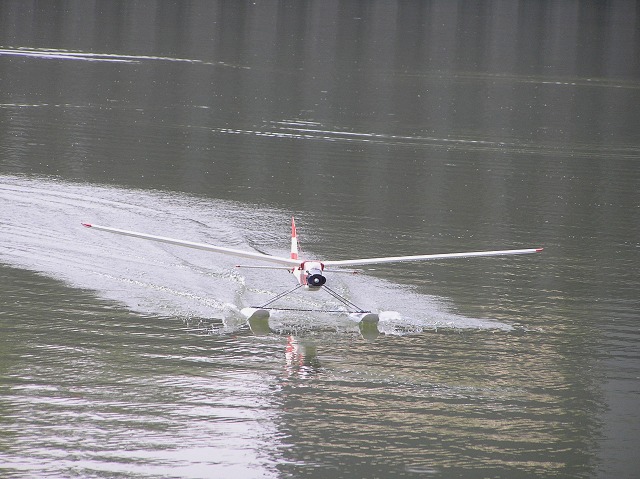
[536,248,544,252]
[82,223,92,228]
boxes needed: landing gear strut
[253,284,370,314]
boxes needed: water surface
[1,2,639,478]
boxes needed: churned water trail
[1,174,510,334]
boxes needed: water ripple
[0,46,249,69]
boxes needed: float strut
[256,284,304,309]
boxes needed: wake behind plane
[82,218,542,323]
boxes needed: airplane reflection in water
[285,336,321,379]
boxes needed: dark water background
[1,1,639,478]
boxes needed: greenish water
[1,2,639,478]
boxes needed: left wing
[82,223,301,267]
[324,248,543,267]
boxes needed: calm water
[1,1,639,478]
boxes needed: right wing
[324,248,543,267]
[82,223,301,267]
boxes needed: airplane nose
[306,273,326,286]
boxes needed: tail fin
[290,216,299,260]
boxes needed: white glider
[82,218,542,322]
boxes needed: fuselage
[289,217,326,289]
[292,260,326,289]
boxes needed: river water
[1,2,639,478]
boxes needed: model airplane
[82,218,542,323]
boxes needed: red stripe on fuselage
[290,216,298,260]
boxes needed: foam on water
[1,174,512,334]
